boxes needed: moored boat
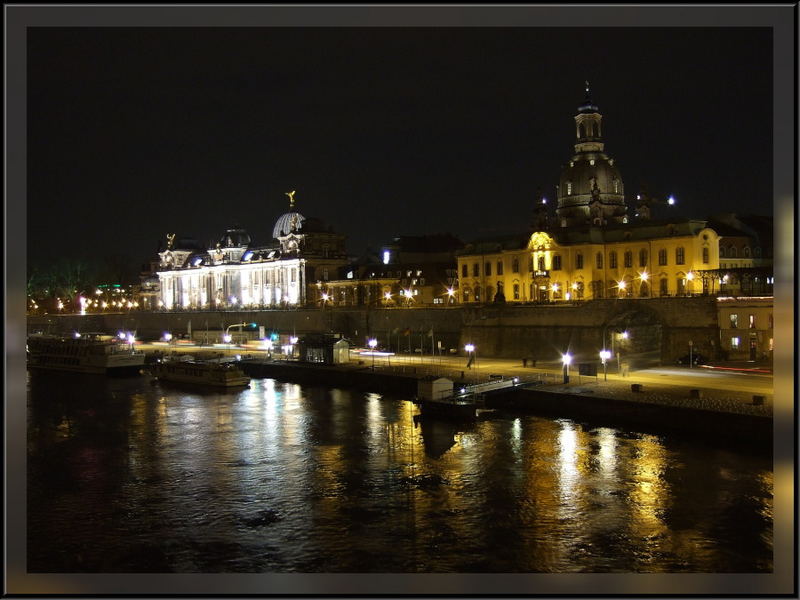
[27,333,146,375]
[151,358,251,389]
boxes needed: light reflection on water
[27,373,773,573]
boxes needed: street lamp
[368,338,378,370]
[225,322,252,347]
[599,349,611,381]
[561,352,572,384]
[464,343,477,382]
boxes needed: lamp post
[225,322,250,347]
[464,343,476,383]
[562,352,572,384]
[599,349,611,381]
[688,339,693,369]
[368,338,378,370]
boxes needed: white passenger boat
[151,358,251,389]
[27,333,146,375]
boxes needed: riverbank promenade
[138,343,773,418]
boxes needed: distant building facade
[322,234,463,307]
[716,296,773,361]
[152,195,347,310]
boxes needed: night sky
[27,27,773,275]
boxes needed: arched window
[719,246,726,258]
[639,248,648,267]
[675,247,685,265]
[702,247,709,264]
[538,256,546,271]
[474,286,481,302]
[729,246,737,258]
[659,278,669,296]
[485,285,493,302]
[639,280,649,297]
[624,251,633,268]
[462,287,470,302]
[609,251,618,269]
[744,247,751,258]
[596,252,603,269]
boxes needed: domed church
[557,82,628,227]
[456,84,722,304]
[153,191,347,310]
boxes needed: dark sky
[27,27,773,273]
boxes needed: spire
[578,81,599,114]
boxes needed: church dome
[219,227,251,248]
[273,212,306,239]
[559,154,624,201]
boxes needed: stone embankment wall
[27,297,720,363]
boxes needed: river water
[27,371,773,573]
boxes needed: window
[719,247,726,258]
[658,249,667,266]
[291,269,296,283]
[702,247,709,264]
[639,249,648,267]
[749,314,756,329]
[512,258,520,273]
[730,246,737,258]
[566,181,572,195]
[462,288,470,302]
[552,255,562,270]
[497,261,504,275]
[485,285,493,301]
[613,178,619,193]
[676,247,685,265]
[769,313,773,329]
[676,277,685,295]
[474,286,481,302]
[596,252,603,269]
[462,264,467,278]
[659,278,668,296]
[528,257,534,272]
[744,247,751,258]
[513,284,520,300]
[576,281,584,299]
[624,251,633,268]
[473,263,479,277]
[609,252,617,269]
[769,338,773,351]
[485,262,492,276]
[576,253,584,269]
[755,247,762,258]
[497,282,504,296]
[538,256,546,271]
[731,336,740,349]
[730,314,738,328]
[322,268,329,281]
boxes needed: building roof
[273,212,306,239]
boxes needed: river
[27,371,772,573]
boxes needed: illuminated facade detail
[457,223,720,303]
[154,195,347,310]
[716,297,773,361]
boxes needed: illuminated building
[322,234,463,307]
[456,87,723,303]
[716,296,773,361]
[153,193,347,310]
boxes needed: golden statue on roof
[286,190,296,209]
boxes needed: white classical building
[153,196,347,310]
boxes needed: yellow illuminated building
[457,223,720,303]
[456,85,721,303]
